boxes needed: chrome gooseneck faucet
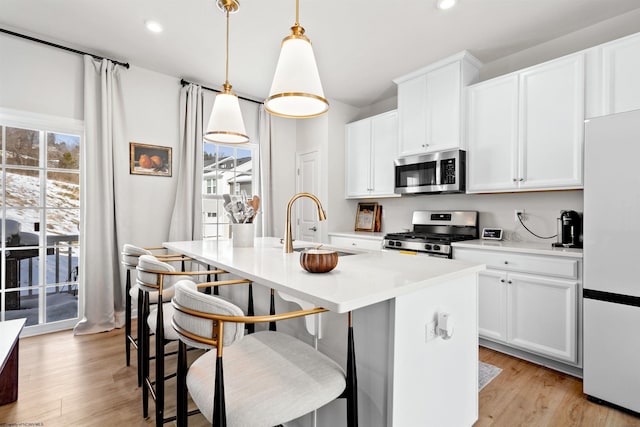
[284,192,327,253]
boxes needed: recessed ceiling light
[436,0,457,10]
[145,20,163,33]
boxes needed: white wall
[326,100,360,233]
[0,32,182,251]
[268,99,360,242]
[353,96,397,121]
[114,65,181,248]
[0,33,83,119]
[361,190,583,243]
[480,8,640,81]
[270,116,297,239]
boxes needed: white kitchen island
[164,237,485,427]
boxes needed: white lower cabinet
[456,247,580,364]
[477,270,508,342]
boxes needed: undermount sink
[292,247,356,257]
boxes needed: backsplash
[347,190,583,244]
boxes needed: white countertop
[164,237,485,313]
[327,231,386,241]
[452,239,583,259]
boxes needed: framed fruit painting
[129,142,172,177]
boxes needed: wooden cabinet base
[0,319,26,405]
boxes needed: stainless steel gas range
[383,210,479,258]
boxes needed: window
[206,178,216,195]
[202,143,257,239]
[1,111,82,334]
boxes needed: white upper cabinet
[587,32,640,118]
[345,110,399,199]
[467,53,585,193]
[394,51,481,157]
[466,75,519,192]
[518,54,585,190]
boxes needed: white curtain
[168,84,203,241]
[74,56,126,335]
[258,105,274,237]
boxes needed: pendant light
[204,0,249,144]
[264,0,329,118]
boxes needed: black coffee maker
[553,210,583,248]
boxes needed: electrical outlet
[514,209,525,222]
[425,320,437,342]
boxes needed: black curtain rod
[1,28,130,69]
[180,79,263,105]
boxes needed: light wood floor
[1,325,639,427]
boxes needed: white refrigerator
[583,108,640,414]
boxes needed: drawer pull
[504,261,508,264]
[500,279,505,283]
[507,280,512,284]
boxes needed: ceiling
[2,0,640,108]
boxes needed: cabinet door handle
[500,279,505,283]
[507,280,513,284]
[308,226,317,232]
[519,178,524,182]
[504,261,508,264]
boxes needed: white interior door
[296,150,320,243]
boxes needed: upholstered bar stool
[121,244,192,387]
[136,255,250,427]
[171,279,359,427]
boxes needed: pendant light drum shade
[205,88,249,144]
[205,0,249,144]
[265,24,329,118]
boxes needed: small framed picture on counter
[355,202,381,232]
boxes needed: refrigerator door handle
[584,289,640,308]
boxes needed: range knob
[424,244,432,250]
[433,245,441,251]
[394,241,401,247]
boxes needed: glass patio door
[1,112,82,335]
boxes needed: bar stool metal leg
[247,284,255,334]
[137,288,143,387]
[346,311,358,427]
[125,269,133,367]
[142,291,151,418]
[269,288,277,331]
[155,294,165,427]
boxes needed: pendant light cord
[295,0,300,26]
[225,8,230,86]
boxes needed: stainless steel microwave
[394,149,466,194]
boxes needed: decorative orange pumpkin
[300,249,338,273]
[139,154,152,169]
